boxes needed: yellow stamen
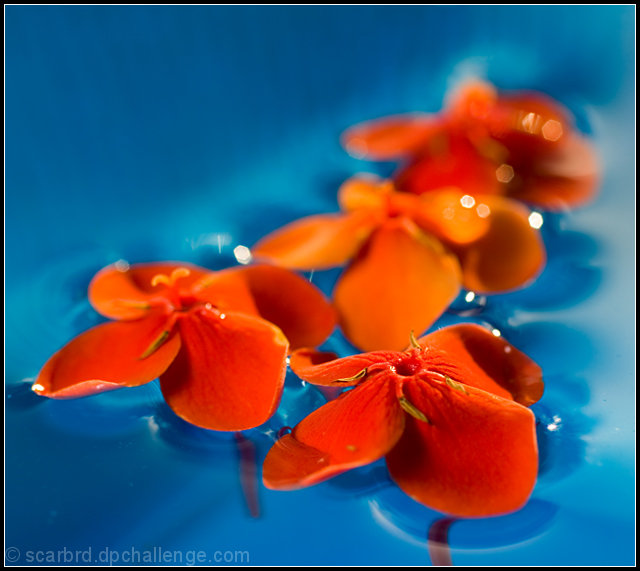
[139,330,170,360]
[398,396,430,423]
[409,330,421,350]
[150,274,171,287]
[444,375,468,394]
[333,368,368,384]
[150,267,191,288]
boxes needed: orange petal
[445,79,498,123]
[89,262,209,320]
[190,269,260,315]
[159,309,288,431]
[484,91,573,156]
[508,133,600,210]
[252,212,378,271]
[394,134,504,197]
[337,174,389,213]
[33,313,181,398]
[413,190,492,245]
[453,197,546,293]
[341,114,444,160]
[334,218,461,352]
[206,264,336,350]
[263,376,405,489]
[421,324,543,406]
[290,348,396,386]
[386,379,538,517]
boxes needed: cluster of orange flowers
[32,79,598,518]
[254,78,599,351]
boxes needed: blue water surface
[5,5,635,566]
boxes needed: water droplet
[495,163,515,183]
[460,194,475,208]
[233,245,252,265]
[542,119,563,141]
[447,290,488,316]
[277,426,292,438]
[528,211,544,229]
[476,203,491,218]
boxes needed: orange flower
[263,324,543,518]
[253,175,545,351]
[32,262,336,431]
[342,79,600,211]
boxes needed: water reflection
[148,402,266,520]
[234,432,261,518]
[427,517,456,566]
[371,485,558,561]
[5,378,46,412]
[324,463,393,498]
[259,370,329,439]
[533,374,594,485]
[5,250,113,383]
[148,400,237,459]
[441,210,601,318]
[38,382,161,438]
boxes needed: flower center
[394,355,422,377]
[385,192,416,219]
[149,267,199,311]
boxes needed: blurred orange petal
[253,212,378,271]
[485,91,573,156]
[445,79,498,123]
[454,197,546,293]
[337,174,389,213]
[334,218,461,351]
[413,190,492,245]
[341,113,444,160]
[508,133,600,210]
[395,135,504,197]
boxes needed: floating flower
[253,175,545,351]
[263,324,543,517]
[342,79,599,211]
[32,262,336,431]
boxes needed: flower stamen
[139,329,171,360]
[444,375,468,394]
[398,396,430,423]
[409,330,421,350]
[150,267,191,288]
[332,367,368,384]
